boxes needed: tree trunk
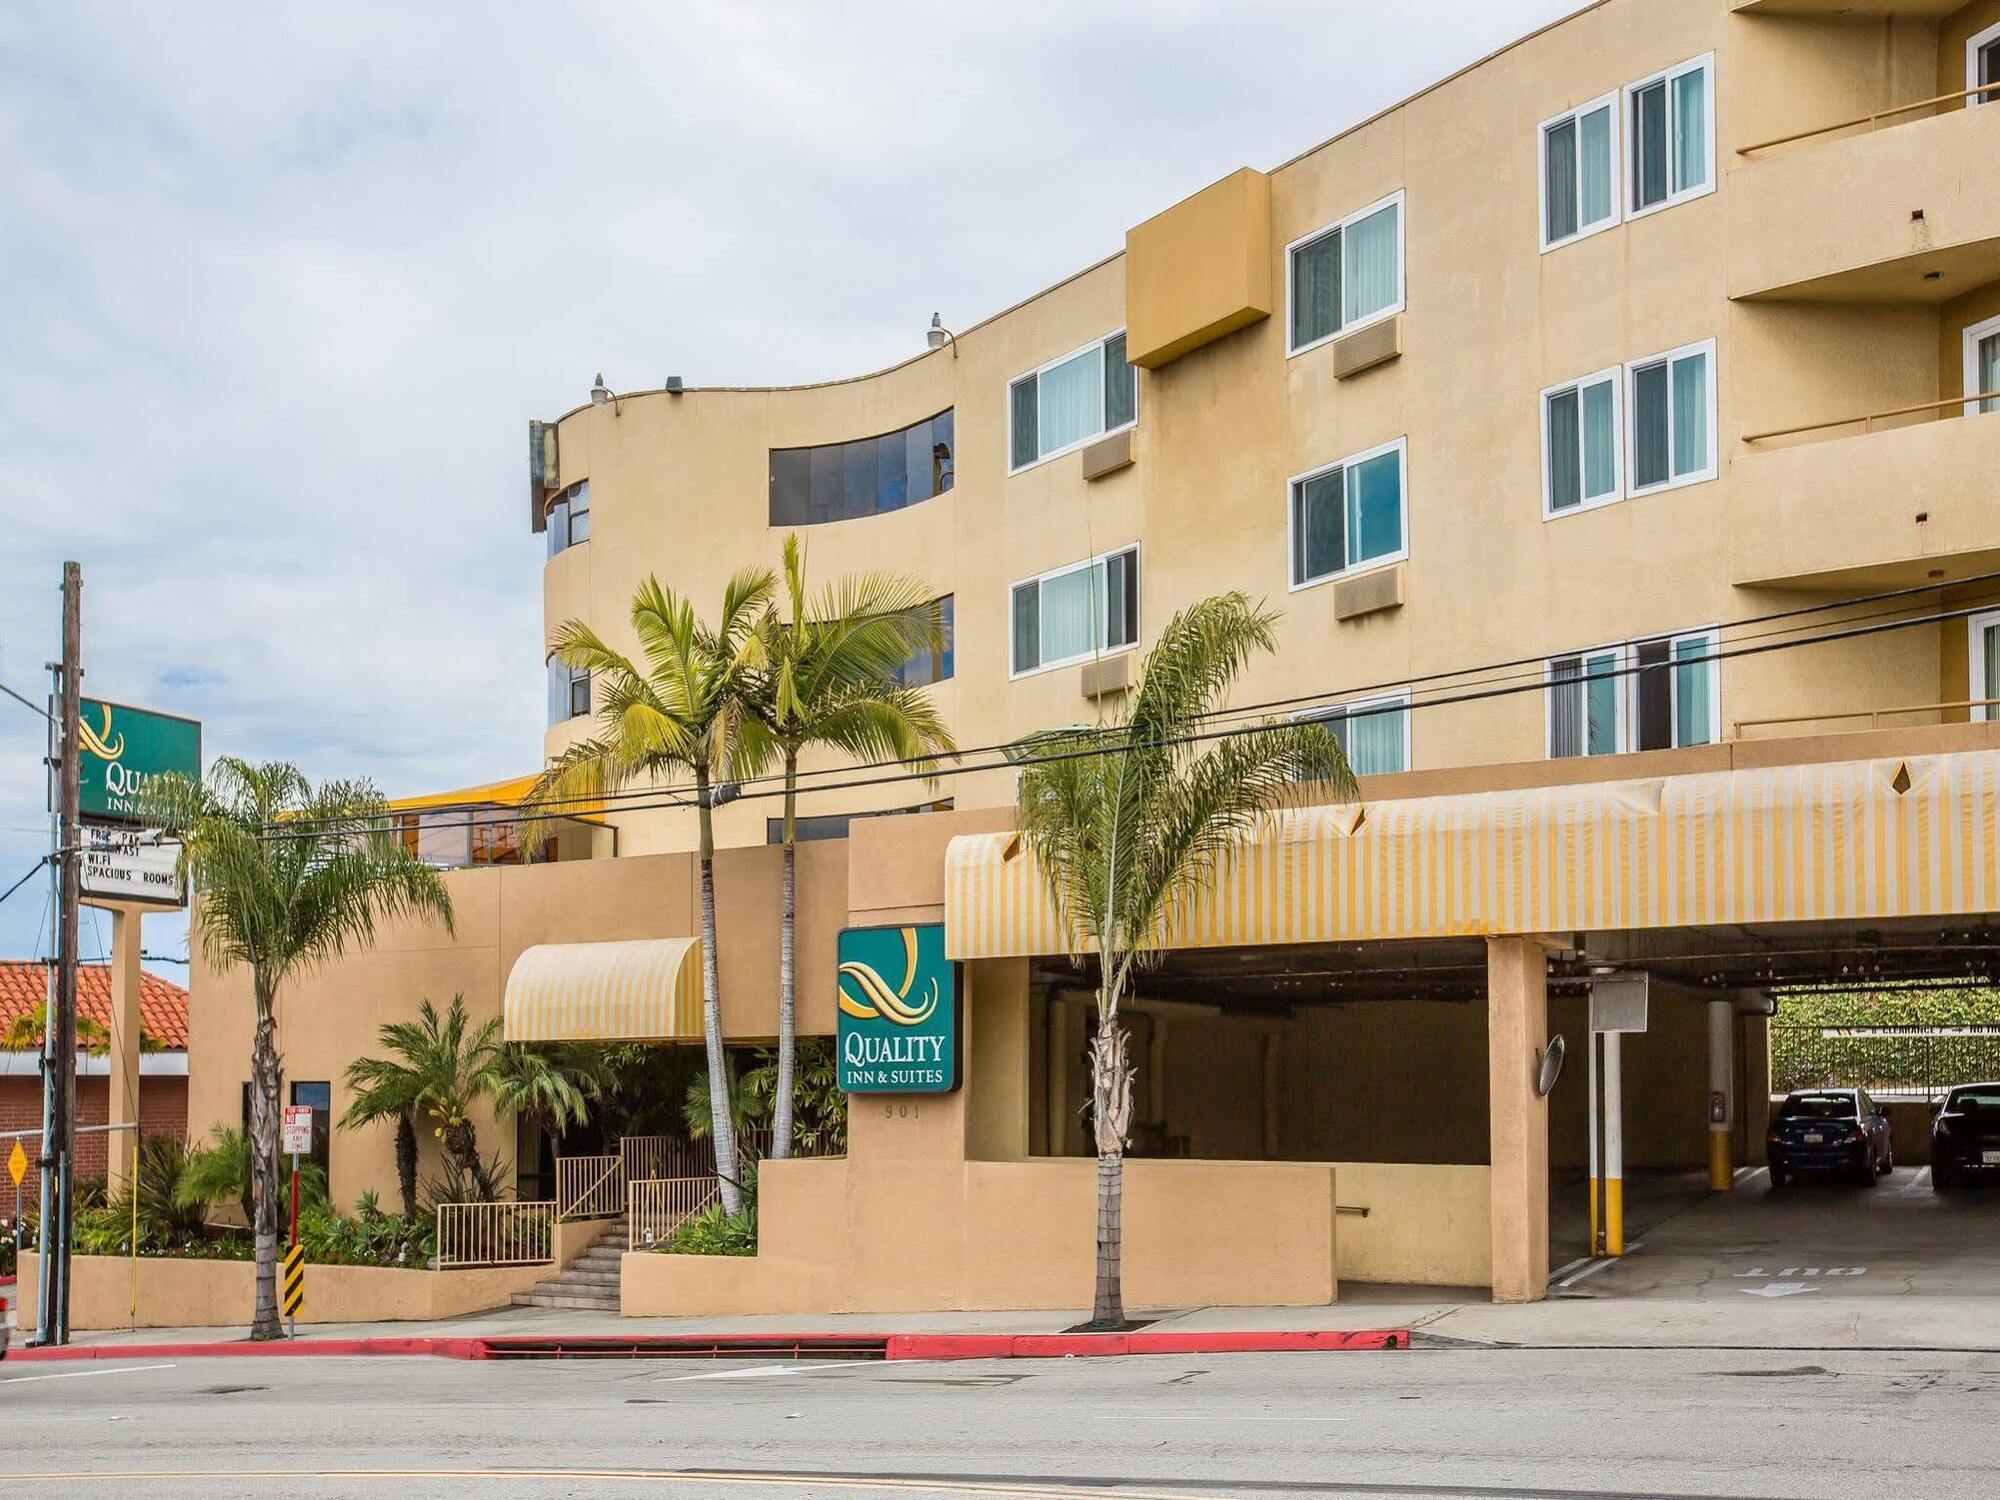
[443,1120,494,1200]
[248,982,284,1341]
[771,759,798,1162]
[696,769,744,1215]
[1088,1011,1136,1328]
[394,1113,419,1222]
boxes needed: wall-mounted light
[926,313,958,358]
[590,372,612,405]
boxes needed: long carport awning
[503,937,704,1042]
[945,750,2000,960]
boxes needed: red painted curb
[884,1328,1408,1361]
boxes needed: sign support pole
[37,562,83,1348]
[288,1151,299,1342]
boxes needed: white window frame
[1007,543,1140,680]
[1970,610,2000,721]
[1624,53,1716,222]
[1966,21,2000,107]
[1285,435,1411,591]
[1624,337,1717,498]
[1005,330,1136,476]
[1538,92,1623,252]
[1284,189,1407,358]
[1540,365,1626,520]
[1543,626,1720,758]
[1302,691,1413,777]
[1963,312,2000,417]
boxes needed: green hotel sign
[836,922,958,1094]
[77,698,202,824]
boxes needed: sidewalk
[26,1284,2000,1358]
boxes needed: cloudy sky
[0,0,1587,974]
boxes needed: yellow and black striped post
[282,1243,305,1332]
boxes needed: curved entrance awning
[503,937,703,1042]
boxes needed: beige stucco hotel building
[180,0,2000,1314]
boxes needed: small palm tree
[140,759,453,1340]
[1015,593,1354,1327]
[750,535,956,1157]
[2,1003,162,1054]
[344,995,509,1202]
[525,570,774,1215]
[487,1041,609,1149]
[178,1125,326,1226]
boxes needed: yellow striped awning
[503,938,704,1042]
[945,750,2000,959]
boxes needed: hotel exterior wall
[533,0,1990,867]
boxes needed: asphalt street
[3,1343,1996,1500]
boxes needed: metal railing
[619,1135,667,1187]
[1739,81,2000,156]
[556,1154,625,1222]
[434,1200,555,1269]
[627,1176,722,1251]
[1733,698,2000,740]
[1743,391,2000,447]
[1773,1024,2000,1102]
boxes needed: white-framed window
[1303,692,1412,777]
[1626,54,1714,218]
[1288,437,1409,589]
[1546,627,1719,759]
[1964,312,2000,417]
[1286,190,1406,356]
[1967,20,2000,107]
[1541,366,1624,518]
[1625,339,1715,496]
[1540,93,1620,250]
[545,480,590,558]
[1007,332,1137,473]
[1009,545,1139,678]
[547,658,591,725]
[1970,610,2000,721]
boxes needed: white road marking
[1739,1283,1817,1299]
[1900,1165,1933,1194]
[649,1359,878,1383]
[1093,1412,1349,1423]
[0,1361,177,1385]
[1547,1255,1593,1283]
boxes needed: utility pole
[40,562,82,1346]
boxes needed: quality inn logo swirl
[836,925,939,1028]
[77,703,125,762]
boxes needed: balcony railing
[1733,699,2000,740]
[435,1199,555,1269]
[627,1176,722,1251]
[1740,82,2000,156]
[1743,392,2000,447]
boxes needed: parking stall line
[0,1362,178,1385]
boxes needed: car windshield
[1945,1088,2000,1113]
[1780,1094,1857,1120]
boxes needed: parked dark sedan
[1930,1083,2000,1189]
[1767,1088,1893,1186]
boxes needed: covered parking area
[948,744,2000,1303]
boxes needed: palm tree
[1014,593,1355,1327]
[752,534,956,1157]
[140,759,453,1340]
[342,995,510,1202]
[487,1041,608,1150]
[525,570,775,1214]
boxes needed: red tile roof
[0,961,189,1050]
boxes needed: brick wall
[0,1072,189,1216]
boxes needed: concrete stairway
[512,1229,623,1312]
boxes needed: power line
[0,678,51,724]
[0,858,49,910]
[266,566,2000,836]
[246,591,2000,845]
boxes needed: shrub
[658,1202,757,1257]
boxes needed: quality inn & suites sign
[836,923,959,1094]
[77,698,202,824]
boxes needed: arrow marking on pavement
[1739,1283,1818,1298]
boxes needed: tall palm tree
[141,759,453,1340]
[751,534,956,1157]
[1014,593,1355,1327]
[525,569,775,1214]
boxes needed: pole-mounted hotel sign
[76,697,202,825]
[835,923,959,1094]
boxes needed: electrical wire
[0,679,51,724]
[264,566,2000,836]
[0,858,49,910]
[246,590,2000,844]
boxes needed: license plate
[1804,1133,1825,1144]
[1981,1151,2000,1166]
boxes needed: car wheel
[1879,1146,1894,1175]
[1857,1152,1880,1186]
[1933,1164,1953,1191]
[1769,1164,1788,1189]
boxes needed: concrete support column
[1260,1032,1282,1157]
[1708,998,1737,1191]
[105,905,143,1191]
[1601,1033,1624,1256]
[1045,995,1070,1156]
[1486,935,1550,1303]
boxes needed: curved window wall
[547,658,591,725]
[769,409,954,526]
[546,480,590,557]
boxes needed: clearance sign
[77,698,202,824]
[835,923,959,1094]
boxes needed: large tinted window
[891,596,954,688]
[770,410,954,526]
[1779,1093,1858,1120]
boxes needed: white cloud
[0,0,1589,967]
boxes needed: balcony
[1732,406,2000,588]
[1730,95,2000,303]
